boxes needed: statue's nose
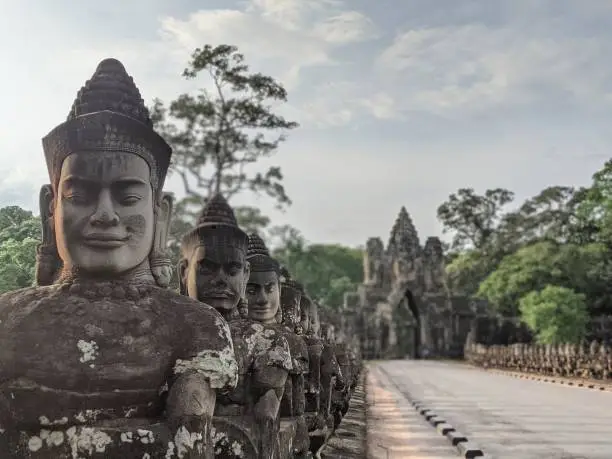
[90,190,119,227]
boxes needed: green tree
[445,249,492,297]
[270,227,363,310]
[437,188,514,252]
[477,241,560,316]
[519,285,588,344]
[0,206,41,293]
[151,44,299,240]
[0,238,39,293]
[497,186,589,247]
[574,159,612,245]
[477,240,611,316]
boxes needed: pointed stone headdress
[279,266,302,293]
[42,58,172,195]
[181,194,248,254]
[247,233,280,273]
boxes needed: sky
[1,0,612,247]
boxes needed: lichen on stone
[39,415,68,426]
[66,426,113,458]
[165,440,176,459]
[76,339,99,368]
[173,426,203,458]
[138,429,155,444]
[232,440,244,456]
[174,346,238,390]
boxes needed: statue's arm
[167,306,239,456]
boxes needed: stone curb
[408,398,487,458]
[318,368,367,459]
[483,368,612,393]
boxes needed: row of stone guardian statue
[465,341,612,381]
[0,58,361,458]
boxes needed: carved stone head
[179,194,250,317]
[308,300,321,337]
[298,290,310,335]
[363,237,384,285]
[245,233,281,324]
[37,58,173,285]
[279,267,303,332]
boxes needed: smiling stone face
[185,244,248,313]
[246,270,281,324]
[53,151,155,276]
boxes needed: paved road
[367,364,460,458]
[376,360,612,459]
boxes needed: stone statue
[301,298,342,453]
[422,236,450,296]
[276,267,311,458]
[321,323,350,429]
[179,197,292,458]
[318,316,343,433]
[0,58,238,458]
[363,237,384,287]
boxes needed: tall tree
[437,188,514,252]
[151,44,299,237]
[0,206,41,293]
[496,186,589,247]
[519,285,588,345]
[270,226,363,310]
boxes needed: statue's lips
[203,291,233,299]
[82,234,129,248]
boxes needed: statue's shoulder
[0,285,57,315]
[152,287,232,347]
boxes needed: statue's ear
[177,258,188,296]
[39,185,54,245]
[35,185,61,286]
[242,260,251,298]
[156,192,174,250]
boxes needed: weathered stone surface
[180,198,292,458]
[0,58,237,459]
[318,371,366,459]
[376,360,612,458]
[465,338,612,382]
[365,365,459,459]
[342,207,476,361]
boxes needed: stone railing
[464,341,612,381]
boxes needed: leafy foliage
[0,206,40,293]
[437,188,514,251]
[152,44,299,245]
[519,285,588,344]
[270,226,363,309]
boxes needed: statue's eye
[64,193,89,205]
[119,195,142,206]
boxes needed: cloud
[301,1,612,123]
[374,23,612,115]
[158,0,379,93]
[312,11,379,44]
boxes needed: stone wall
[465,340,612,380]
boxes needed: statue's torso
[0,282,236,431]
[275,325,308,375]
[217,319,291,410]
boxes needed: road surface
[367,364,460,458]
[375,360,612,459]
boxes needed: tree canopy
[0,206,40,293]
[439,159,612,342]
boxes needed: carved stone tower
[343,206,474,360]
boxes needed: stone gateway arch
[343,207,480,360]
